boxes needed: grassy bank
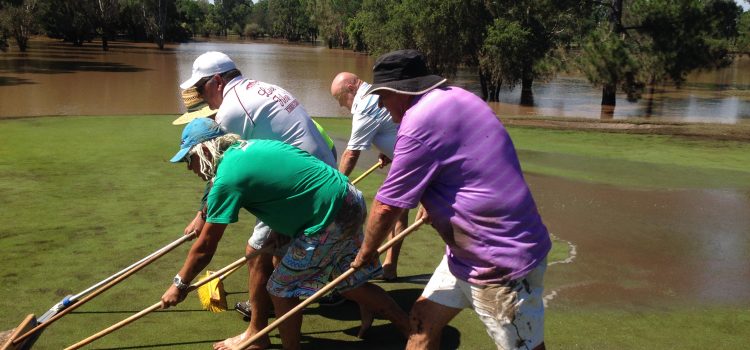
[0,116,747,349]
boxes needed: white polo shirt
[348,82,399,159]
[216,77,335,167]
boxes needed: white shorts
[247,220,289,257]
[422,256,547,350]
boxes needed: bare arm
[161,222,227,308]
[338,149,362,176]
[352,199,406,268]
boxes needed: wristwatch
[173,274,189,291]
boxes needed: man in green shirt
[160,118,409,350]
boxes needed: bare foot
[213,331,270,350]
[357,304,375,339]
[381,264,397,281]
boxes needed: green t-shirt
[205,139,348,237]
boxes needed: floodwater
[2,38,749,309]
[528,174,750,308]
[1,38,749,124]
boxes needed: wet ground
[529,174,750,308]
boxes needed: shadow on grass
[302,288,463,349]
[91,323,461,350]
[393,273,432,285]
[93,339,227,349]
[299,325,461,350]
[70,308,209,315]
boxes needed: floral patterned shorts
[267,183,382,298]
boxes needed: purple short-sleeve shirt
[376,86,551,285]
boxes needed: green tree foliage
[269,0,313,41]
[0,0,39,52]
[348,0,415,55]
[307,0,360,48]
[249,0,271,37]
[480,19,533,102]
[349,0,570,103]
[213,0,251,36]
[42,0,95,46]
[739,10,750,53]
[577,0,741,117]
[176,0,211,37]
[479,0,580,103]
[577,23,643,105]
[403,0,489,77]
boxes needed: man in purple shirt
[352,50,551,350]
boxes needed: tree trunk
[600,0,623,120]
[520,76,534,106]
[15,37,28,52]
[645,82,655,118]
[601,83,616,119]
[490,81,501,102]
[479,69,489,101]
[102,33,108,51]
[611,0,624,33]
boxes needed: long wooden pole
[232,218,425,350]
[350,160,383,185]
[64,255,251,350]
[12,232,197,345]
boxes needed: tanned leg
[405,297,461,350]
[382,211,409,280]
[269,295,303,350]
[213,248,274,350]
[340,282,410,338]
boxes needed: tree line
[1,0,749,116]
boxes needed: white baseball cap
[179,51,237,90]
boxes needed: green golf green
[0,116,747,349]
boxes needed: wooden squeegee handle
[13,232,197,345]
[232,218,426,350]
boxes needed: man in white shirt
[331,72,408,281]
[180,51,335,350]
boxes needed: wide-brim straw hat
[172,87,217,125]
[365,49,447,96]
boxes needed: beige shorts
[422,256,547,350]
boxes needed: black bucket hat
[365,49,447,96]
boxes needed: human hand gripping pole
[10,231,198,347]
[230,217,426,350]
[63,246,271,350]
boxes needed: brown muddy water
[528,174,750,308]
[1,38,749,309]
[0,38,749,124]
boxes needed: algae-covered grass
[0,116,747,349]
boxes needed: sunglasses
[195,76,212,95]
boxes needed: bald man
[330,72,407,281]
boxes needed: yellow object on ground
[196,271,227,312]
